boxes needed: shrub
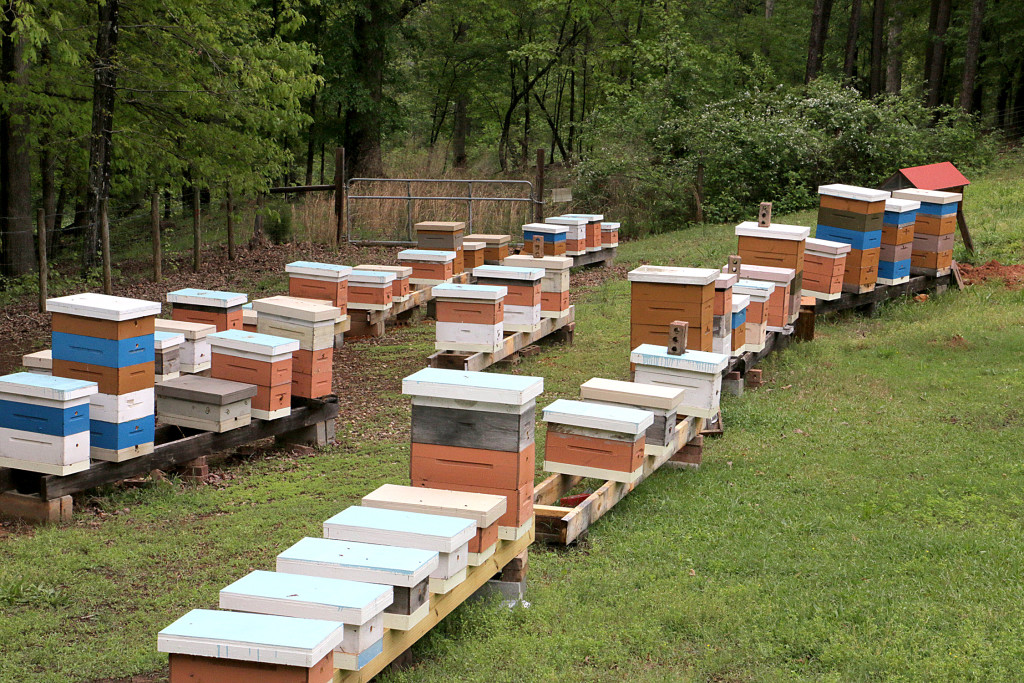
[266,210,292,244]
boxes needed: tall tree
[960,0,985,112]
[925,0,952,108]
[869,0,885,97]
[83,0,119,268]
[805,0,834,83]
[843,0,862,79]
[885,9,902,94]
[0,0,35,276]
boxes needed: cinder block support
[666,434,704,469]
[275,418,336,448]
[722,371,744,397]
[0,491,73,524]
[181,456,209,483]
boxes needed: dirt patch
[958,260,1024,290]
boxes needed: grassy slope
[1,159,1022,682]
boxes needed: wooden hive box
[154,331,184,382]
[397,249,456,287]
[733,279,774,352]
[219,570,391,671]
[731,294,749,356]
[402,367,542,539]
[558,213,604,252]
[156,375,257,433]
[323,506,475,595]
[802,238,850,300]
[579,378,684,452]
[208,330,299,421]
[544,216,588,255]
[415,221,465,273]
[735,221,810,322]
[501,254,573,319]
[463,234,510,264]
[345,270,396,312]
[22,349,52,375]
[0,372,97,475]
[431,283,506,354]
[158,609,343,683]
[601,221,620,247]
[630,344,729,419]
[285,261,352,312]
[729,264,794,330]
[711,273,736,356]
[521,222,568,256]
[355,264,412,302]
[167,289,247,332]
[460,241,486,270]
[277,537,437,632]
[542,399,653,484]
[155,319,216,374]
[472,265,544,333]
[252,295,341,392]
[362,484,507,566]
[893,189,961,276]
[628,265,719,352]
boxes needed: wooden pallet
[814,272,952,315]
[348,272,472,338]
[0,397,339,519]
[428,306,575,372]
[533,416,702,545]
[334,525,534,682]
[571,247,616,269]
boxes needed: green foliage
[265,210,293,244]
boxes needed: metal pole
[535,149,545,222]
[406,180,413,241]
[226,185,235,261]
[37,209,47,312]
[467,182,474,234]
[100,199,112,294]
[151,191,162,281]
[334,147,345,246]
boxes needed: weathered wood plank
[410,405,534,452]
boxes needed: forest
[0,0,1019,278]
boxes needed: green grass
[2,159,1024,682]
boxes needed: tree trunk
[84,0,119,269]
[521,55,530,168]
[53,174,68,254]
[843,0,862,79]
[452,91,469,169]
[765,0,775,20]
[885,10,903,94]
[869,0,886,97]
[1,1,34,276]
[960,0,985,112]
[305,91,317,185]
[805,0,835,84]
[343,6,386,178]
[925,0,952,108]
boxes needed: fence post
[192,184,201,273]
[334,146,345,245]
[534,149,545,223]
[36,209,47,312]
[226,184,236,260]
[253,193,265,241]
[151,191,162,282]
[100,199,112,294]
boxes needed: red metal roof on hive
[899,161,970,190]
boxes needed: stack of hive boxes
[542,399,653,484]
[362,484,507,567]
[156,375,256,433]
[217,569,391,672]
[462,241,486,270]
[253,296,341,400]
[560,214,603,253]
[712,273,736,356]
[209,330,299,420]
[347,270,396,315]
[801,237,850,299]
[241,305,258,333]
[816,184,890,294]
[323,506,475,595]
[415,221,465,274]
[431,283,506,353]
[502,254,573,320]
[631,344,729,419]
[155,320,214,375]
[472,265,544,333]
[402,367,542,541]
[729,264,794,331]
[893,189,962,276]
[48,293,159,462]
[462,234,510,264]
[735,221,809,323]
[355,265,412,304]
[521,223,567,256]
[733,279,774,352]
[285,261,351,312]
[277,536,437,632]
[601,221,619,248]
[878,198,919,285]
[0,373,97,475]
[579,378,685,457]
[628,266,718,352]
[731,294,749,355]
[154,331,184,383]
[168,289,247,331]
[544,216,587,256]
[22,350,52,375]
[398,249,456,289]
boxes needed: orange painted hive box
[628,265,719,352]
[167,288,247,332]
[542,399,653,484]
[397,249,456,287]
[284,261,352,312]
[208,329,298,421]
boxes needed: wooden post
[36,209,47,312]
[192,183,201,273]
[151,192,161,281]
[956,204,974,253]
[694,159,705,223]
[100,199,112,294]
[226,185,235,260]
[334,146,345,245]
[534,148,544,223]
[253,193,265,240]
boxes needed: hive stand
[349,272,472,339]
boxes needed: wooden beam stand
[571,247,616,269]
[428,307,575,372]
[348,272,471,339]
[335,527,534,682]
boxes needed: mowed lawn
[2,157,1024,682]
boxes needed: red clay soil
[957,260,1024,289]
